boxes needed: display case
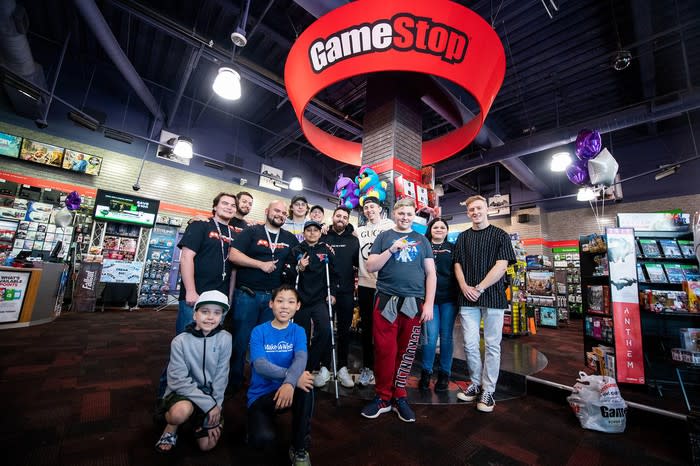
[525,267,556,328]
[138,225,178,307]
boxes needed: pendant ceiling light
[551,151,572,172]
[289,177,304,191]
[212,67,242,100]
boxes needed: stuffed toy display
[356,165,388,207]
[333,174,360,209]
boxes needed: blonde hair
[393,197,416,210]
[464,195,487,208]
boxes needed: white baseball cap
[195,290,230,314]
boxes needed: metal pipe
[73,0,163,120]
[167,44,203,128]
[37,31,71,125]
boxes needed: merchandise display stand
[580,233,616,376]
[635,229,700,392]
[138,224,178,307]
[504,234,528,336]
[552,246,582,322]
[525,261,557,329]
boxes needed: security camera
[132,183,141,192]
[34,118,48,129]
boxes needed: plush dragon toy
[333,174,360,209]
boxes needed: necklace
[264,226,280,259]
[212,219,232,280]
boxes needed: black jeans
[358,286,375,369]
[294,300,331,371]
[333,291,355,368]
[247,387,314,452]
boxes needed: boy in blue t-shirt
[247,284,315,466]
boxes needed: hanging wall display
[0,132,22,158]
[259,163,284,191]
[62,149,103,176]
[20,139,64,168]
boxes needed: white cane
[324,258,340,404]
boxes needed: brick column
[361,73,423,217]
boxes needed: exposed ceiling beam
[438,89,700,177]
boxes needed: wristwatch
[475,284,484,294]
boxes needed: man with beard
[177,192,238,334]
[228,200,299,392]
[231,191,254,233]
[319,207,359,388]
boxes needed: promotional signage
[606,227,645,384]
[93,189,160,228]
[285,0,505,166]
[0,269,30,323]
[100,259,144,284]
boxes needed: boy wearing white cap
[155,290,232,453]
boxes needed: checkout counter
[0,262,68,329]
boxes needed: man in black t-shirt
[453,195,516,413]
[230,191,254,233]
[228,199,299,391]
[176,192,238,334]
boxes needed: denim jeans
[459,306,505,393]
[176,300,194,335]
[421,301,457,375]
[230,289,274,390]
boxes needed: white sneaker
[337,366,355,388]
[314,366,330,387]
[358,367,375,386]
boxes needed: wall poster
[0,269,31,322]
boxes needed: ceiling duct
[73,0,163,121]
[0,0,48,119]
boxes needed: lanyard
[264,226,280,259]
[212,219,231,280]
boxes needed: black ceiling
[3,0,700,205]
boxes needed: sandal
[155,431,177,453]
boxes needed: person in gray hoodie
[155,290,232,453]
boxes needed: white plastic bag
[566,371,627,433]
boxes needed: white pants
[459,306,505,393]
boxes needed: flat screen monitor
[93,189,159,228]
[0,132,22,158]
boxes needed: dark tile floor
[0,308,693,465]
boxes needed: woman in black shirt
[419,218,457,392]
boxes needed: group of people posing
[154,190,516,466]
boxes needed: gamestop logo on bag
[566,371,627,433]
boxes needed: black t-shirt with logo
[231,224,299,291]
[230,217,249,234]
[177,219,236,300]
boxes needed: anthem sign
[285,0,505,166]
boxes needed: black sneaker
[456,383,480,402]
[435,371,449,392]
[477,390,496,412]
[393,397,416,422]
[419,369,431,391]
[360,397,391,419]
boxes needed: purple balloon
[65,191,82,211]
[566,159,590,186]
[575,129,602,160]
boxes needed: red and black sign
[285,0,506,166]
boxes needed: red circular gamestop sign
[284,0,505,166]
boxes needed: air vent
[204,160,225,170]
[103,128,133,144]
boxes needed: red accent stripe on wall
[521,238,579,248]
[0,169,209,218]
